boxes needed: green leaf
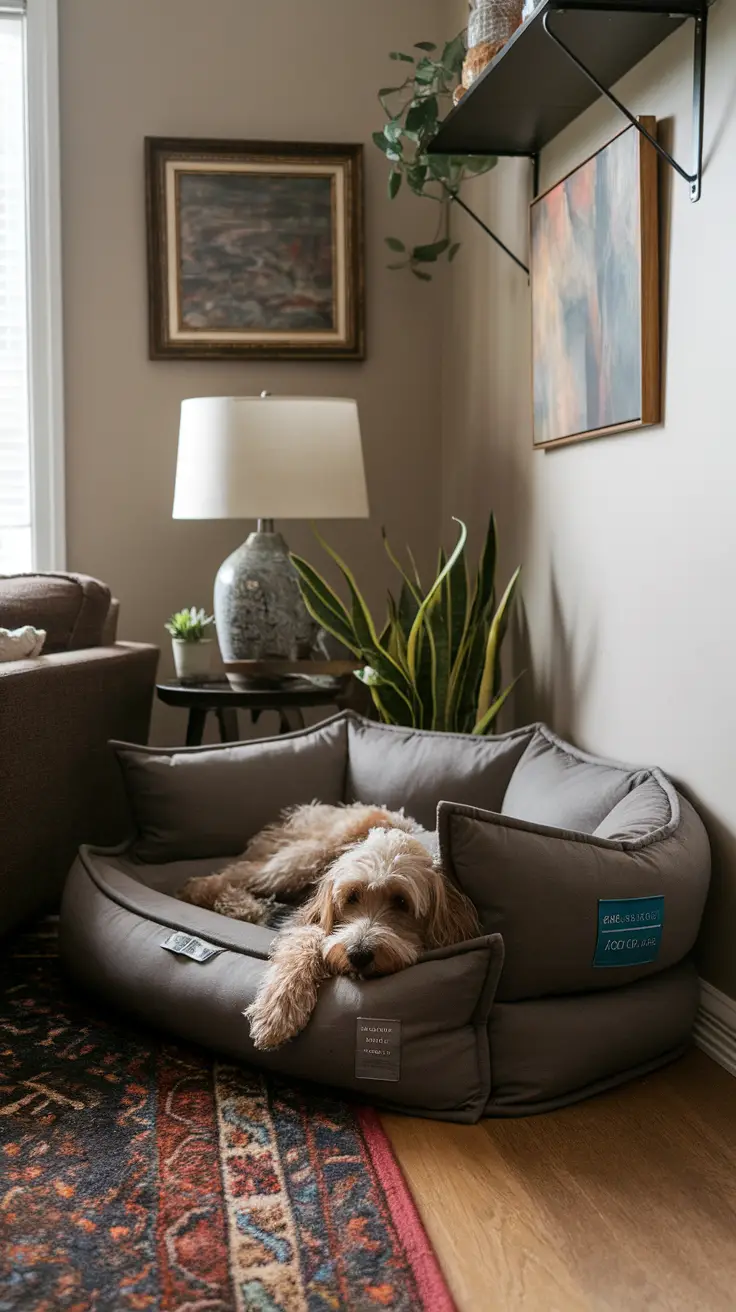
[388,169,402,200]
[290,555,360,655]
[384,118,404,143]
[311,529,416,717]
[414,58,438,85]
[465,155,498,173]
[385,236,406,252]
[407,519,468,682]
[378,85,403,98]
[413,238,451,262]
[387,261,408,271]
[448,242,462,262]
[441,32,466,76]
[406,546,424,594]
[406,164,429,195]
[382,528,423,608]
[472,673,524,736]
[411,267,432,281]
[372,131,392,155]
[476,566,522,721]
[414,41,437,51]
[390,51,415,62]
[405,96,438,134]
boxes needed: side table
[156,677,360,746]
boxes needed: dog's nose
[348,947,374,973]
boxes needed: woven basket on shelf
[454,0,524,103]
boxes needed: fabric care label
[355,1018,401,1082]
[161,931,224,964]
[594,896,665,968]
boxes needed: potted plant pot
[171,638,213,684]
[165,608,216,684]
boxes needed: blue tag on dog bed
[594,896,664,967]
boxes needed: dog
[178,802,479,1051]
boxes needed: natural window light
[0,10,31,572]
[0,0,64,575]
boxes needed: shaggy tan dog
[179,802,479,1051]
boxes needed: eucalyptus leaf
[390,51,415,62]
[448,242,462,262]
[411,267,433,281]
[414,40,437,51]
[385,236,406,252]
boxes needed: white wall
[443,0,736,995]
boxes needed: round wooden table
[156,677,358,746]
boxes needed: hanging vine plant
[373,34,497,280]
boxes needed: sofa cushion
[0,573,111,652]
[346,719,533,831]
[502,727,649,834]
[113,716,349,862]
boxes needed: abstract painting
[530,121,659,449]
[146,139,364,359]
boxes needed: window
[0,0,64,574]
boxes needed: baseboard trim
[694,979,736,1078]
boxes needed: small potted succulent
[165,607,215,683]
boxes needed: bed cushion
[60,845,505,1123]
[112,716,348,862]
[439,792,710,1002]
[501,727,649,833]
[347,719,532,830]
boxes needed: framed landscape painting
[145,138,364,360]
[530,120,659,449]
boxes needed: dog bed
[60,713,710,1123]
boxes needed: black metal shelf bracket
[542,4,708,201]
[442,152,539,278]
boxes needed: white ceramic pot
[172,639,213,683]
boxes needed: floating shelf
[429,0,703,160]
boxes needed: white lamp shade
[173,396,370,520]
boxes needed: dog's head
[301,827,479,977]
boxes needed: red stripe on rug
[357,1108,457,1312]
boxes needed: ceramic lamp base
[214,525,317,667]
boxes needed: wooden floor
[383,1051,736,1312]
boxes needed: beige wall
[442,0,736,997]
[59,0,445,741]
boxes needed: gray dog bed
[60,712,710,1123]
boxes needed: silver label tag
[162,931,223,963]
[355,1018,401,1082]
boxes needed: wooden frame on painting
[530,120,659,450]
[145,138,365,361]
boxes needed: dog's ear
[426,871,479,948]
[298,876,335,935]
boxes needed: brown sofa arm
[0,642,159,935]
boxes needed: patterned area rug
[0,921,454,1312]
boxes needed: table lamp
[173,394,370,669]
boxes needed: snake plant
[291,517,521,734]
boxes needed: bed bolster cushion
[111,715,348,862]
[346,718,532,831]
[438,795,710,1002]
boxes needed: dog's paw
[177,875,216,907]
[245,998,304,1051]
